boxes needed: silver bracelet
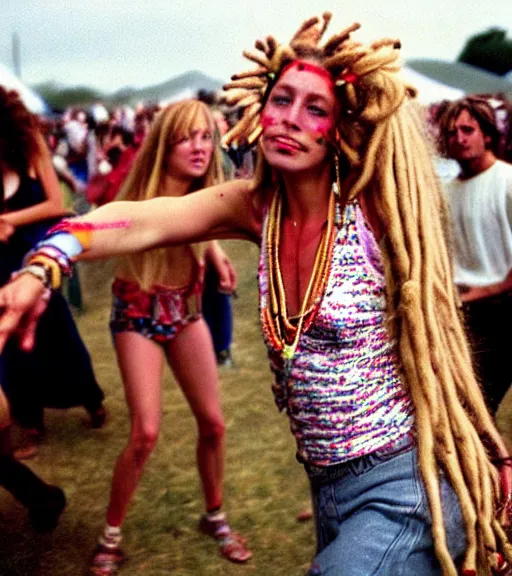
[12,264,52,289]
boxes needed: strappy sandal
[89,543,125,576]
[199,513,252,563]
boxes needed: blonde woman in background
[66,100,250,574]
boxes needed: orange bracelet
[27,254,62,290]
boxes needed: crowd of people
[1,10,512,576]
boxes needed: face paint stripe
[281,60,334,91]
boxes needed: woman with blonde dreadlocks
[0,13,511,575]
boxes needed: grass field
[1,240,511,576]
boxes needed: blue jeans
[202,265,233,356]
[306,441,466,575]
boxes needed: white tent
[400,66,465,105]
[0,63,50,115]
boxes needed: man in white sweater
[439,96,512,416]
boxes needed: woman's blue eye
[272,95,290,106]
[308,105,327,117]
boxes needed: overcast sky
[1,0,510,93]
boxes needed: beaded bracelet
[11,263,52,289]
[27,255,62,290]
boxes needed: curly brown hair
[0,86,41,174]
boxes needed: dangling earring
[332,153,342,227]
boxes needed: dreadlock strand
[231,68,269,80]
[222,88,253,106]
[247,124,263,146]
[492,520,512,564]
[223,77,265,91]
[322,23,361,55]
[347,122,388,201]
[242,49,271,69]
[290,14,331,46]
[233,92,261,109]
[399,330,457,576]
[434,399,479,572]
[371,38,401,50]
[268,44,295,73]
[350,47,400,78]
[322,48,366,70]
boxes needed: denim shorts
[306,441,466,575]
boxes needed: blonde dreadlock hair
[223,13,512,575]
[116,99,224,290]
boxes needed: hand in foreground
[0,218,14,242]
[0,274,50,353]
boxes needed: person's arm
[53,155,85,196]
[61,178,258,260]
[2,133,66,227]
[0,179,260,352]
[0,219,14,242]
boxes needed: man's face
[446,109,490,163]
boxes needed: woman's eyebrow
[275,83,331,104]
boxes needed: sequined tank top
[258,200,415,467]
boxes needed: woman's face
[260,61,337,174]
[165,113,214,181]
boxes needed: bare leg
[164,318,225,511]
[106,332,164,527]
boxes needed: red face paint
[260,61,337,170]
[310,120,334,146]
[50,219,132,233]
[281,60,335,95]
[261,113,277,129]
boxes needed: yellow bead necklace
[263,184,337,361]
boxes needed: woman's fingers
[0,277,47,353]
[18,290,51,351]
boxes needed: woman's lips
[272,135,306,151]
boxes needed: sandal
[89,543,125,576]
[199,513,252,563]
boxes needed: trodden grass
[0,239,511,575]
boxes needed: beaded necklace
[262,183,338,366]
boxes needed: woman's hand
[498,461,512,526]
[0,274,50,353]
[0,219,14,242]
[206,241,238,294]
[217,256,237,294]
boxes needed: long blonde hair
[223,14,512,575]
[117,99,224,289]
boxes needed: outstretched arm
[0,179,260,352]
[65,179,257,260]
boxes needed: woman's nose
[191,135,204,150]
[282,103,301,130]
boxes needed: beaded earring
[332,153,342,227]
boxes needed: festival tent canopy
[0,63,50,115]
[406,59,512,99]
[400,66,465,105]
